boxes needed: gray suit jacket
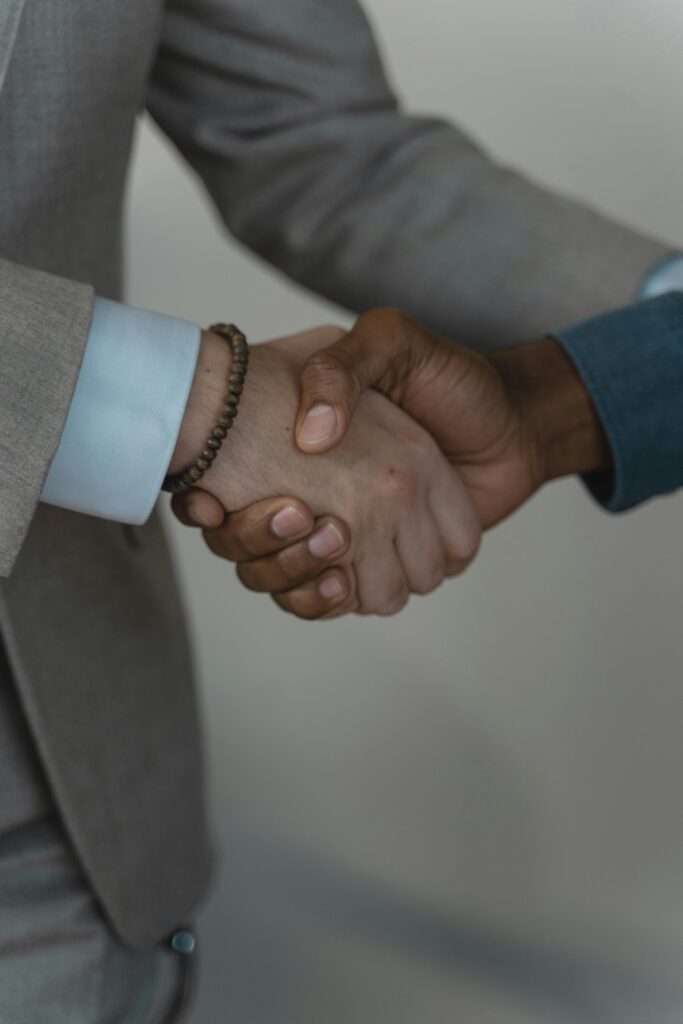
[0,0,668,947]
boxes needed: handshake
[170,309,609,619]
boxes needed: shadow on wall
[189,670,683,1024]
[198,821,683,1024]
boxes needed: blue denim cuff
[555,291,683,512]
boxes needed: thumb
[295,310,409,453]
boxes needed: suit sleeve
[147,0,670,348]
[0,263,201,577]
[555,291,683,513]
[0,258,94,576]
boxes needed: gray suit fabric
[0,642,49,835]
[0,0,669,950]
[0,813,185,1023]
[0,643,190,1023]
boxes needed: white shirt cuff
[639,254,683,300]
[41,297,201,524]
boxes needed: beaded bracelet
[162,323,249,495]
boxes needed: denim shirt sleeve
[40,298,201,524]
[555,291,683,512]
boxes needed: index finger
[204,497,316,563]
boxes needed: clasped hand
[170,320,480,617]
[171,310,579,619]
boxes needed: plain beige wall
[126,2,683,1020]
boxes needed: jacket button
[170,930,196,955]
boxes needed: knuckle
[382,594,409,617]
[304,348,351,389]
[358,307,408,334]
[462,523,483,562]
[277,548,312,585]
[235,562,263,592]
[376,599,409,618]
[445,557,471,578]
[448,523,482,565]
[321,601,355,621]
[404,426,440,461]
[363,583,409,617]
[304,348,371,411]
[412,564,445,596]
[203,529,227,559]
[235,520,267,559]
[279,595,325,621]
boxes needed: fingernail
[187,499,212,528]
[298,404,337,447]
[271,506,308,539]
[308,523,345,559]
[319,575,344,600]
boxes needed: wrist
[491,337,611,485]
[168,329,233,477]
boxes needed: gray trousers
[0,645,192,1024]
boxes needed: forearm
[491,337,611,485]
[246,125,669,349]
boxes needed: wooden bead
[163,322,249,494]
